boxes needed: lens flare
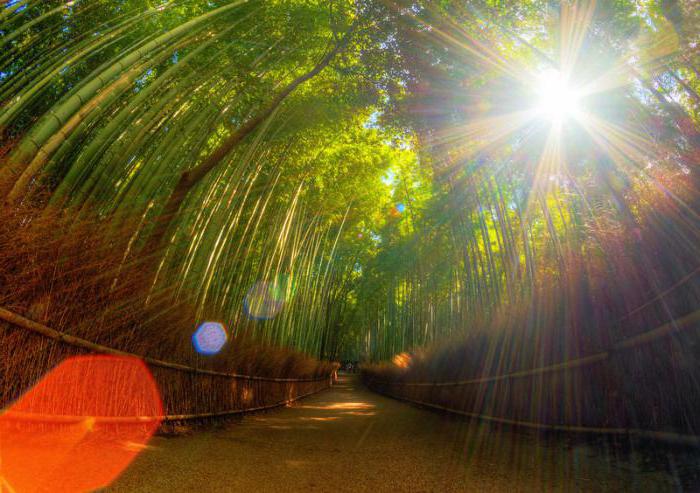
[390,204,406,217]
[244,276,294,320]
[392,352,412,368]
[192,321,228,355]
[0,355,162,492]
[244,281,284,320]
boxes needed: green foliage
[1,0,698,365]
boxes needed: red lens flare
[0,355,163,492]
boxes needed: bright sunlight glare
[536,69,581,122]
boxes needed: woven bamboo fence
[0,308,333,424]
[364,308,700,446]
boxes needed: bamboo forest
[1,0,700,491]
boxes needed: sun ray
[559,0,597,79]
[525,124,565,219]
[576,113,700,224]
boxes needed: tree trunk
[142,22,357,254]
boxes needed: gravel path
[106,374,683,492]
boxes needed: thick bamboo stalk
[0,0,246,198]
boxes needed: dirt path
[107,374,683,492]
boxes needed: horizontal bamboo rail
[0,306,328,383]
[0,386,327,424]
[366,386,700,447]
[617,265,700,321]
[377,308,700,387]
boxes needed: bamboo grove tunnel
[0,0,700,491]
